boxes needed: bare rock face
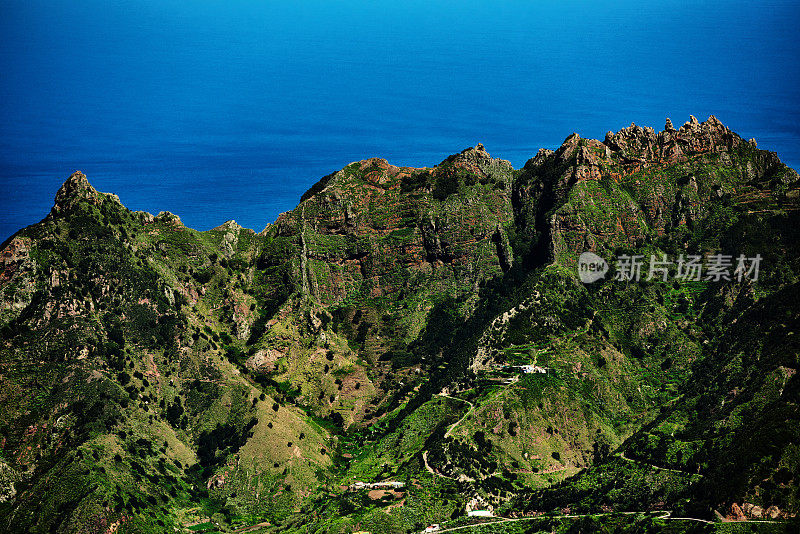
[604,123,659,163]
[0,236,36,325]
[602,115,741,166]
[0,459,18,503]
[0,236,31,284]
[672,114,739,155]
[729,502,746,521]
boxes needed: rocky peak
[441,143,513,177]
[213,220,244,232]
[600,115,741,164]
[442,143,493,167]
[155,211,183,226]
[557,133,581,157]
[523,148,556,170]
[48,171,101,218]
[671,114,739,155]
[603,123,658,162]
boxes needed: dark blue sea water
[2,0,799,241]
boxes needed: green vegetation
[0,118,798,532]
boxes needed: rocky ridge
[0,116,798,533]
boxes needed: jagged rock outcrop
[531,115,800,265]
[603,115,740,166]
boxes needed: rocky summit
[1,117,799,533]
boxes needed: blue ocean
[1,0,799,241]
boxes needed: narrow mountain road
[617,451,702,477]
[415,396,786,533]
[421,394,476,482]
[437,393,475,439]
[429,510,720,533]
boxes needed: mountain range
[0,116,798,533]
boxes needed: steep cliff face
[269,146,514,309]
[512,115,798,268]
[0,117,798,533]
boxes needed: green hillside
[1,116,798,533]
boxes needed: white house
[467,510,493,517]
[520,365,548,374]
